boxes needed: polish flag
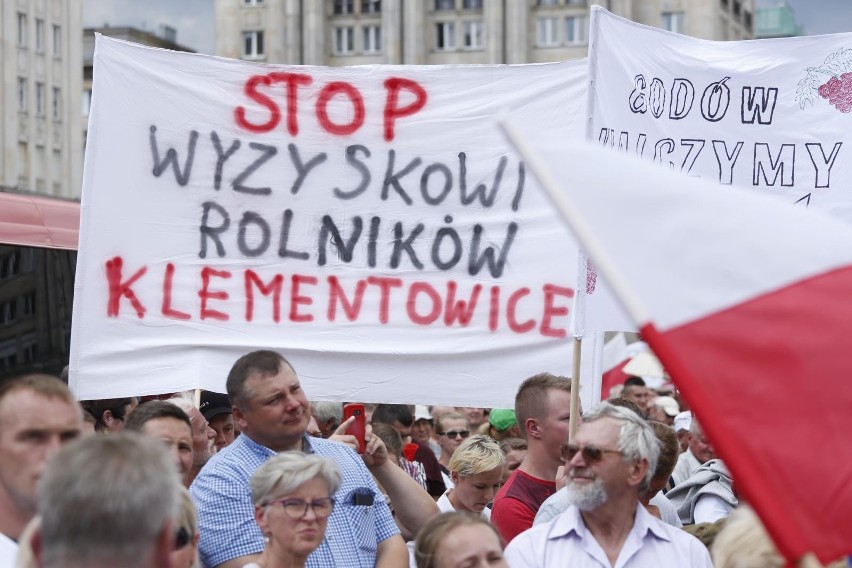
[501,122,852,564]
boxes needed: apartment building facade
[215,0,754,66]
[1,0,83,198]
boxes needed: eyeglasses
[561,444,624,463]
[264,497,336,519]
[174,526,192,550]
[442,430,470,439]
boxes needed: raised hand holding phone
[343,403,366,454]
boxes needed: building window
[566,0,586,5]
[0,301,17,325]
[537,17,559,46]
[0,337,15,370]
[435,0,455,10]
[52,25,61,56]
[35,19,44,52]
[35,145,46,184]
[334,27,354,54]
[243,0,264,4]
[463,0,483,8]
[82,88,92,117]
[52,87,61,120]
[661,11,685,33]
[538,0,559,5]
[53,149,62,182]
[0,251,21,279]
[744,10,753,30]
[733,0,741,16]
[18,142,29,182]
[17,13,27,47]
[363,25,382,53]
[334,0,354,14]
[21,249,35,273]
[565,15,588,44]
[435,22,456,50]
[363,0,381,14]
[22,339,37,364]
[18,78,27,111]
[22,292,36,318]
[35,82,44,115]
[242,31,265,59]
[463,21,485,49]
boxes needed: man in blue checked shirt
[190,350,409,568]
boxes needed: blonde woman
[440,435,504,519]
[245,452,341,568]
[171,487,200,568]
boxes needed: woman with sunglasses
[245,452,341,568]
[171,487,201,568]
[440,435,505,519]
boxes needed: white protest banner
[583,7,852,332]
[69,37,589,406]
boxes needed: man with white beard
[504,403,712,567]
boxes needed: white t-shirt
[0,532,18,568]
[437,490,491,520]
[693,493,735,524]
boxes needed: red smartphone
[343,403,366,454]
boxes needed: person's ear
[451,471,460,484]
[103,409,115,429]
[233,405,249,431]
[254,505,268,535]
[526,418,541,440]
[627,458,649,489]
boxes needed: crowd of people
[1,353,849,567]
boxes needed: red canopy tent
[0,192,79,250]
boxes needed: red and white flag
[501,121,852,564]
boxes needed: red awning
[0,193,80,250]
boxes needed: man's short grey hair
[167,393,199,417]
[583,402,660,494]
[37,433,181,568]
[250,452,341,506]
[310,401,343,427]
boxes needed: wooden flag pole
[568,335,582,442]
[798,553,824,568]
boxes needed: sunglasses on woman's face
[561,444,623,464]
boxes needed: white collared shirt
[0,532,18,568]
[505,503,713,568]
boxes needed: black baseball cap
[199,390,232,421]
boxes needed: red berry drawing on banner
[796,48,852,112]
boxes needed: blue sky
[83,0,852,56]
[772,0,852,36]
[83,0,215,53]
